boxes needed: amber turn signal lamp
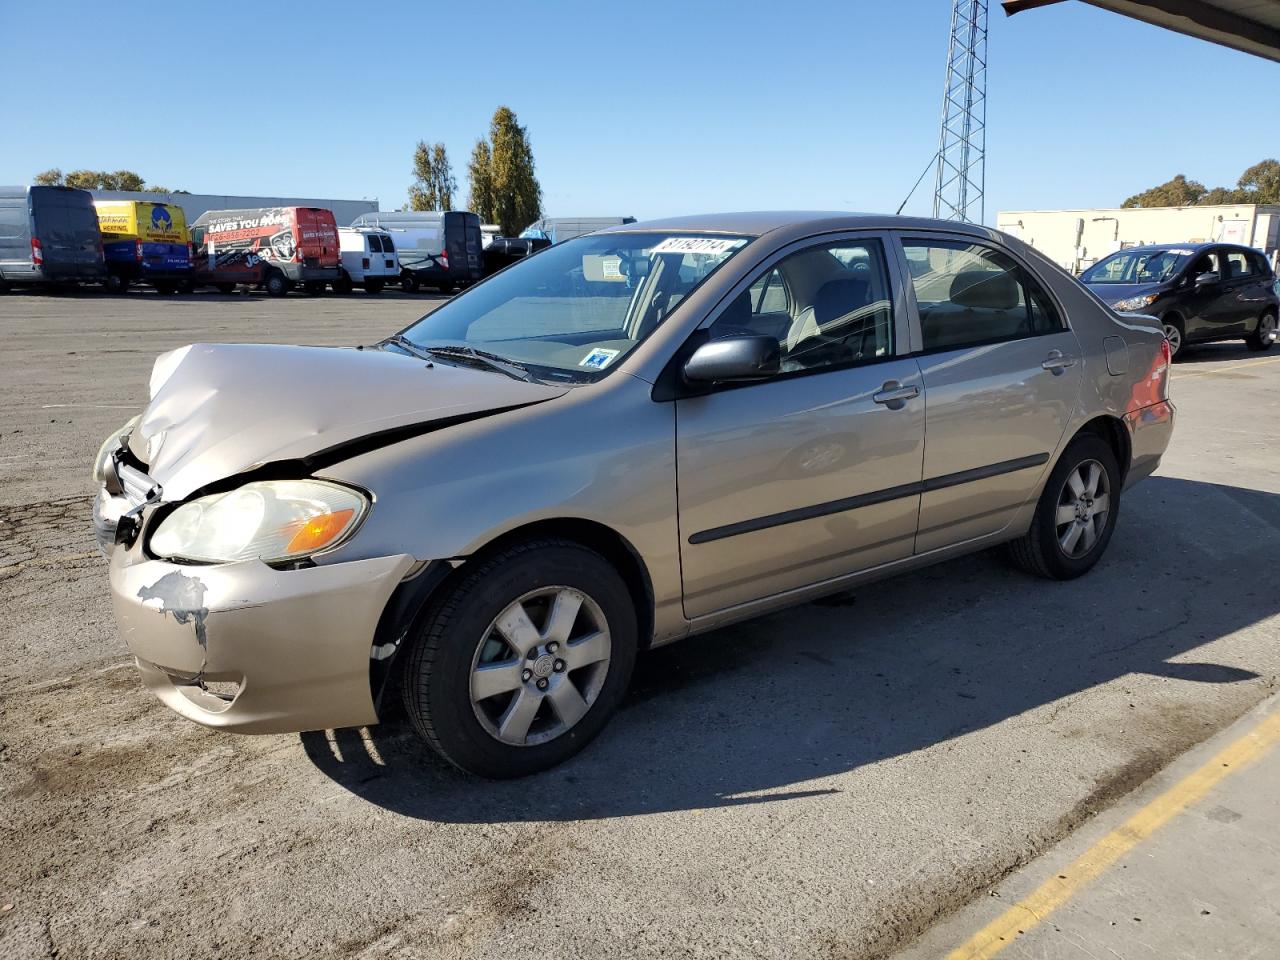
[284,509,356,554]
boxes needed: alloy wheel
[1259,313,1277,344]
[1056,459,1111,559]
[1162,322,1181,356]
[469,586,612,746]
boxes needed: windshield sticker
[579,348,620,370]
[601,256,623,280]
[650,237,741,256]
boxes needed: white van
[335,227,399,294]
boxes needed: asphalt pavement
[1,288,1278,960]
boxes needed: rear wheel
[1007,434,1121,580]
[332,271,354,295]
[402,539,637,778]
[401,273,420,293]
[104,273,128,295]
[0,276,9,294]
[1161,315,1184,359]
[215,282,236,295]
[1246,310,1276,352]
[364,279,383,294]
[265,271,290,297]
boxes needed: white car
[335,228,399,294]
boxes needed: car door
[896,234,1083,554]
[675,235,925,620]
[1222,248,1265,333]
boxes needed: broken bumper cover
[109,549,416,734]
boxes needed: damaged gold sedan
[95,213,1175,777]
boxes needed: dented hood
[135,343,567,500]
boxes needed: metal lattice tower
[932,0,988,223]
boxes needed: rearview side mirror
[683,335,780,383]
[1194,271,1219,289]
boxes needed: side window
[902,239,1062,351]
[709,239,894,373]
[0,200,26,240]
[1188,250,1220,279]
[1225,250,1254,280]
[1251,252,1272,278]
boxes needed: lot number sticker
[580,348,620,369]
[650,237,740,256]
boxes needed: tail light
[362,257,370,269]
[438,249,449,270]
[1159,337,1172,399]
[135,240,144,262]
[186,242,193,261]
[30,237,43,266]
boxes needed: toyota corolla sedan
[94,213,1174,778]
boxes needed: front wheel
[402,540,637,778]
[1247,310,1276,352]
[104,273,128,295]
[401,273,420,293]
[1161,316,1184,359]
[1007,434,1121,580]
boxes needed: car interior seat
[918,268,1025,349]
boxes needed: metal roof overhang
[1003,0,1280,63]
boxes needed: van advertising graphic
[92,200,190,276]
[192,207,340,284]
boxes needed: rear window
[380,234,395,252]
[367,234,383,253]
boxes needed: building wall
[994,204,1280,273]
[88,190,379,227]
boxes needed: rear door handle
[1042,350,1078,374]
[873,381,920,408]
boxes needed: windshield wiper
[377,334,434,362]
[421,345,538,383]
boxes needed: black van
[349,210,484,292]
[0,185,106,292]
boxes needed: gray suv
[1080,242,1278,357]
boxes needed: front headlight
[149,480,369,564]
[1112,293,1160,312]
[93,415,141,484]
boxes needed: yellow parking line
[1175,354,1280,378]
[945,707,1280,960]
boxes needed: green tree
[1121,174,1206,208]
[408,141,456,211]
[466,138,495,224]
[1236,159,1280,204]
[487,106,542,236]
[34,168,64,186]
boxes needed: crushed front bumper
[108,547,415,733]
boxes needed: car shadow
[1174,341,1266,363]
[301,475,1279,821]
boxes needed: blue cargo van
[0,185,106,291]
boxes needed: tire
[0,276,9,294]
[1246,310,1276,352]
[104,273,128,295]
[303,280,325,296]
[333,271,354,295]
[265,271,290,297]
[364,279,383,294]
[1007,434,1121,581]
[401,273,420,293]
[215,282,236,295]
[153,282,175,296]
[1161,315,1184,359]
[402,539,637,778]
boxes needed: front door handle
[1042,350,1078,374]
[873,381,920,408]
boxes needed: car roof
[1114,241,1218,253]
[595,211,1001,239]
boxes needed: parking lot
[2,289,1278,959]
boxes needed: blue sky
[2,0,1276,223]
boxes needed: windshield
[394,231,751,382]
[1081,248,1194,285]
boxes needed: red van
[190,206,341,296]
